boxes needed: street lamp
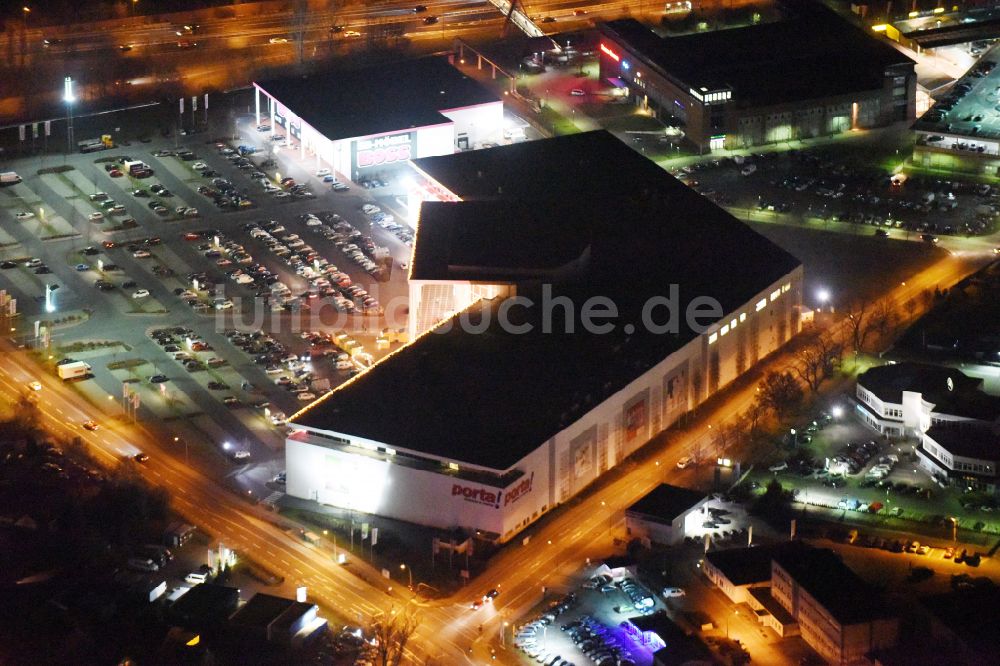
[175,435,188,465]
[817,288,830,311]
[22,6,30,30]
[399,563,412,588]
[831,405,844,419]
[63,77,75,155]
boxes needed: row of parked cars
[365,203,415,246]
[514,592,582,666]
[244,219,367,315]
[559,615,636,666]
[222,328,323,404]
[829,439,881,476]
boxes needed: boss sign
[356,133,412,168]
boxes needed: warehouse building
[286,131,803,542]
[596,3,915,152]
[772,544,899,664]
[624,484,707,546]
[253,56,503,182]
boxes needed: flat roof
[628,612,714,665]
[925,424,1000,462]
[859,362,1000,421]
[293,132,800,470]
[255,57,500,142]
[599,5,913,108]
[773,544,894,626]
[626,484,705,524]
[169,584,239,625]
[229,593,295,629]
[747,586,796,626]
[705,543,788,587]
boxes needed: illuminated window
[709,332,718,344]
[739,312,747,323]
[756,298,767,311]
[447,462,459,471]
[782,283,791,293]
[731,318,738,329]
[721,324,730,336]
[770,289,780,302]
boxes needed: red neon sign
[600,43,620,62]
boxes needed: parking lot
[0,98,419,485]
[677,144,999,241]
[513,580,664,666]
[748,402,1000,542]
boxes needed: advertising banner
[352,131,416,173]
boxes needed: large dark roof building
[597,2,915,151]
[286,131,803,543]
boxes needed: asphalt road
[0,0,632,120]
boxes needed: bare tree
[369,605,421,666]
[757,371,803,419]
[742,401,768,441]
[869,297,898,340]
[794,334,844,393]
[844,299,872,355]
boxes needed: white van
[185,571,208,585]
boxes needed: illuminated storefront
[597,5,915,152]
[253,57,502,181]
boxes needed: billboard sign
[449,471,534,509]
[353,131,415,171]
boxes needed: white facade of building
[252,87,502,182]
[855,382,978,438]
[287,267,803,542]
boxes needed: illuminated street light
[399,563,412,588]
[63,77,75,154]
[817,288,830,312]
[831,405,844,419]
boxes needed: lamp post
[399,563,412,589]
[63,77,75,155]
[174,436,188,465]
[817,288,830,313]
[22,6,30,31]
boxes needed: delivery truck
[123,160,153,178]
[57,361,91,381]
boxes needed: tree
[368,605,421,666]
[845,299,872,354]
[13,392,40,432]
[742,401,768,440]
[869,297,898,340]
[751,479,793,522]
[794,334,844,393]
[757,371,803,419]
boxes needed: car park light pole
[63,77,75,155]
[399,563,412,589]
[174,436,188,465]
